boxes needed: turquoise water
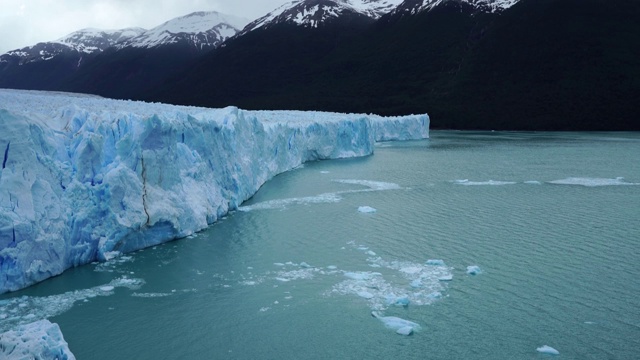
[2,131,640,359]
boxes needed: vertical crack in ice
[2,141,9,169]
[140,156,151,226]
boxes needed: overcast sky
[0,0,287,54]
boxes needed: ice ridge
[0,89,429,293]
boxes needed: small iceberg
[438,275,453,281]
[396,326,413,336]
[467,266,482,275]
[358,206,377,213]
[371,311,420,336]
[393,296,410,307]
[536,345,560,355]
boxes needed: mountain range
[1,0,638,130]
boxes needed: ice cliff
[0,89,429,294]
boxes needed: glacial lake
[2,131,639,359]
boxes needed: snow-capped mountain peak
[54,28,147,53]
[239,0,403,35]
[1,11,250,65]
[118,11,250,49]
[390,0,519,16]
[1,28,145,66]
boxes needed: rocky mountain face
[147,0,640,130]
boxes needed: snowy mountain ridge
[237,0,520,36]
[239,0,404,35]
[389,0,520,16]
[0,11,249,65]
[117,11,250,49]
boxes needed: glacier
[0,89,429,294]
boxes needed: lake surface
[2,131,639,359]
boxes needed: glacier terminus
[0,89,429,294]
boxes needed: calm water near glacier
[2,131,640,359]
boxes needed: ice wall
[0,90,429,293]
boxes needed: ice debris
[536,345,560,355]
[371,311,421,335]
[358,206,377,213]
[548,177,639,187]
[467,266,482,275]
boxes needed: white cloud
[0,0,286,53]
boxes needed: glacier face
[0,90,429,293]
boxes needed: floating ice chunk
[396,326,413,336]
[358,206,377,213]
[0,320,76,360]
[334,179,402,191]
[410,279,422,288]
[536,345,560,355]
[524,180,542,185]
[99,286,115,292]
[299,262,311,268]
[131,292,172,298]
[327,265,338,270]
[274,263,285,267]
[358,291,375,299]
[438,275,453,281]
[366,251,377,256]
[548,177,639,187]
[467,266,482,275]
[426,259,445,266]
[320,171,330,174]
[394,296,410,307]
[454,179,516,186]
[371,311,421,333]
[102,251,122,261]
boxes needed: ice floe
[536,345,560,355]
[466,266,482,275]
[358,206,377,213]
[371,311,421,335]
[454,179,517,186]
[239,179,401,212]
[548,177,639,187]
[0,277,144,332]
